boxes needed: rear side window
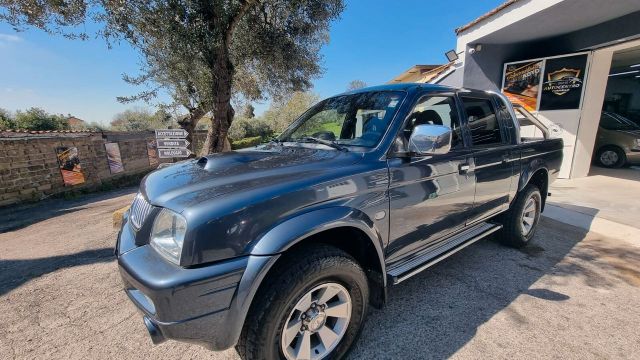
[461,97,503,146]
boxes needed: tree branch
[225,0,259,45]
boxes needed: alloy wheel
[520,196,538,236]
[600,150,619,167]
[281,283,352,360]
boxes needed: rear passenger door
[460,94,514,224]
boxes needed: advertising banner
[502,60,542,112]
[539,54,588,111]
[105,142,124,174]
[56,146,85,186]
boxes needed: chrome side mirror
[408,124,452,155]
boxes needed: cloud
[0,33,22,45]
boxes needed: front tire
[497,184,542,248]
[237,245,369,360]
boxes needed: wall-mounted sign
[539,54,588,111]
[503,53,589,112]
[105,142,124,174]
[502,60,542,112]
[55,146,85,186]
[155,129,191,158]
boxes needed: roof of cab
[342,83,457,95]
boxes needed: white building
[404,0,640,178]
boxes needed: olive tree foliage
[0,0,344,154]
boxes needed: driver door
[386,93,476,265]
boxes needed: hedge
[231,136,263,149]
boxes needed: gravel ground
[1,189,639,359]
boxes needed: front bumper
[116,213,278,350]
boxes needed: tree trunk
[201,51,235,155]
[177,109,205,158]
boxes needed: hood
[140,145,363,212]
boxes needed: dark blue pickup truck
[116,84,562,360]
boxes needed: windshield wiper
[299,137,347,151]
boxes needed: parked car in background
[594,112,640,168]
[116,84,562,360]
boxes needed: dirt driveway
[1,189,639,359]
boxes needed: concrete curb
[543,204,640,246]
[113,206,130,229]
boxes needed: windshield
[600,112,640,131]
[279,91,405,148]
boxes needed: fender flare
[250,206,385,262]
[518,159,549,193]
[219,207,387,349]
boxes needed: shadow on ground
[0,248,115,296]
[346,218,618,359]
[0,187,136,233]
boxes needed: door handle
[459,164,470,174]
[502,153,510,163]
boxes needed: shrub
[229,117,274,140]
[14,107,68,130]
[231,136,263,149]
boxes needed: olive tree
[0,0,344,154]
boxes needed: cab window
[461,97,504,146]
[396,96,462,152]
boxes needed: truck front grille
[130,193,153,230]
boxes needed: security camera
[468,48,476,55]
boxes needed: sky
[0,0,504,125]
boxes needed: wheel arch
[519,166,549,211]
[249,206,387,305]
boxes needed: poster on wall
[146,139,159,167]
[55,146,85,186]
[105,142,124,174]
[539,54,588,111]
[502,60,542,112]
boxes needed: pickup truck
[116,84,562,360]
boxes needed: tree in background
[347,79,368,91]
[110,108,175,131]
[13,107,69,131]
[242,104,256,119]
[0,108,14,130]
[0,0,344,155]
[262,92,320,133]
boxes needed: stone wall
[0,130,207,207]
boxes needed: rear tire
[497,184,542,248]
[237,244,369,360]
[596,146,626,168]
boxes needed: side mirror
[408,124,452,155]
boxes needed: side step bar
[387,222,503,285]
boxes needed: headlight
[634,139,640,150]
[150,209,187,265]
